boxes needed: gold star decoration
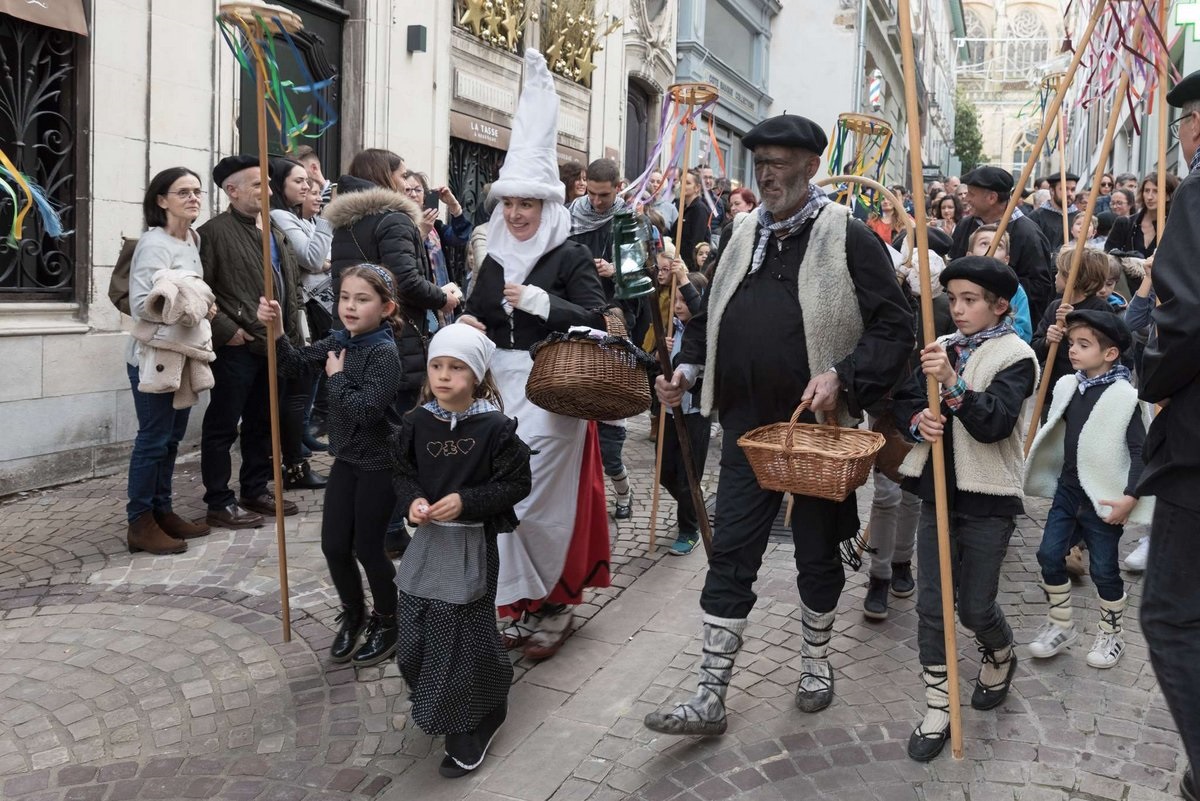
[575,46,596,87]
[485,4,504,40]
[501,2,520,50]
[545,32,566,65]
[458,0,486,35]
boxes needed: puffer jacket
[323,175,447,392]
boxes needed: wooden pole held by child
[1058,112,1070,247]
[896,0,963,758]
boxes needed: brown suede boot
[154,510,210,540]
[128,512,187,555]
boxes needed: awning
[0,0,89,37]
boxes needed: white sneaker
[1122,537,1150,572]
[1028,621,1078,658]
[1086,631,1125,669]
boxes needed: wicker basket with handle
[737,400,885,501]
[525,308,653,420]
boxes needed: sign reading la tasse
[0,0,90,36]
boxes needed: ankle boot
[352,612,398,667]
[644,614,746,736]
[330,605,367,663]
[284,460,327,490]
[128,512,187,555]
[796,602,836,712]
[908,665,951,762]
[154,510,210,540]
[1087,594,1127,669]
[1029,581,1077,658]
[972,643,1017,710]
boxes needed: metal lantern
[610,209,655,300]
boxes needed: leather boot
[283,461,327,490]
[154,510,210,540]
[330,605,367,663]
[128,512,187,555]
[352,612,398,667]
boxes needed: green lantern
[610,209,655,299]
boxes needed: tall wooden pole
[1157,0,1169,240]
[255,55,293,642]
[1026,69,1133,451]
[987,0,1108,256]
[897,0,962,759]
[1058,111,1070,246]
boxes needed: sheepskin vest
[899,332,1038,497]
[700,204,861,426]
[1024,375,1156,524]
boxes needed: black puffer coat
[323,175,448,392]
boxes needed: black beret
[1046,172,1080,185]
[213,155,260,189]
[926,226,953,258]
[1167,69,1200,108]
[962,166,1014,194]
[742,115,828,154]
[1065,309,1133,353]
[939,255,1019,300]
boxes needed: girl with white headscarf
[458,49,611,660]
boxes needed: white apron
[492,348,588,606]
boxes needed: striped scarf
[1076,364,1132,395]
[750,184,830,273]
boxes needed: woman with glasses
[124,167,215,554]
[401,170,474,307]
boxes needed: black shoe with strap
[284,461,327,490]
[351,612,398,667]
[971,646,1017,710]
[330,605,366,663]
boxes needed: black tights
[322,459,397,616]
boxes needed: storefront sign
[0,0,89,36]
[450,111,512,151]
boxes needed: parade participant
[1136,72,1200,801]
[967,225,1033,342]
[459,49,610,661]
[257,265,403,667]
[1105,174,1180,258]
[124,167,214,554]
[392,324,532,779]
[200,155,303,528]
[893,256,1038,761]
[678,170,711,270]
[643,113,914,737]
[1024,311,1150,669]
[951,166,1055,319]
[1028,172,1079,247]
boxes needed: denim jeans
[866,469,920,580]
[916,505,1015,665]
[1141,498,1200,771]
[597,421,626,478]
[1036,480,1124,601]
[200,345,272,509]
[126,364,192,522]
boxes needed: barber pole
[869,70,884,111]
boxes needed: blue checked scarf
[750,184,831,273]
[946,320,1017,373]
[423,398,500,430]
[1076,364,1132,395]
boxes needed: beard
[761,181,809,217]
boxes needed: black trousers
[701,433,856,619]
[280,371,315,466]
[660,412,711,534]
[322,459,397,616]
[1141,498,1200,772]
[201,346,272,509]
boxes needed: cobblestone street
[0,418,1186,801]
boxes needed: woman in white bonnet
[459,49,612,660]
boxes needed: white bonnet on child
[428,323,496,383]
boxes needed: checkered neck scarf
[1191,149,1200,174]
[1076,364,1132,395]
[423,398,500,430]
[946,320,1016,372]
[750,184,830,273]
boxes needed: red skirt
[498,421,611,618]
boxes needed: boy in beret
[1023,310,1151,669]
[892,256,1039,761]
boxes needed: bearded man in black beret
[644,114,915,737]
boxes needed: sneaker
[1028,621,1078,658]
[1086,631,1125,669]
[669,532,699,556]
[890,561,915,598]
[863,576,890,620]
[1122,536,1150,572]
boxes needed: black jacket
[1105,210,1158,257]
[952,214,1055,320]
[1027,205,1077,250]
[570,220,651,346]
[679,196,711,270]
[466,240,607,350]
[323,175,447,391]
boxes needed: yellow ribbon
[0,147,34,240]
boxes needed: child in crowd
[661,271,709,556]
[257,264,403,667]
[967,224,1033,342]
[1032,247,1116,401]
[1023,311,1150,668]
[391,324,532,778]
[1098,255,1129,313]
[693,242,711,272]
[893,257,1039,762]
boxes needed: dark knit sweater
[1062,381,1147,496]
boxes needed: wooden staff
[1058,111,1070,246]
[1025,68,1134,451]
[896,0,962,759]
[988,0,1108,256]
[649,103,698,552]
[1157,0,1169,240]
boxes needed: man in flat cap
[1027,171,1080,249]
[644,114,915,737]
[951,166,1055,319]
[199,155,304,529]
[1135,71,1200,801]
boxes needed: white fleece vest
[1023,375,1155,524]
[899,333,1038,497]
[700,204,862,426]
